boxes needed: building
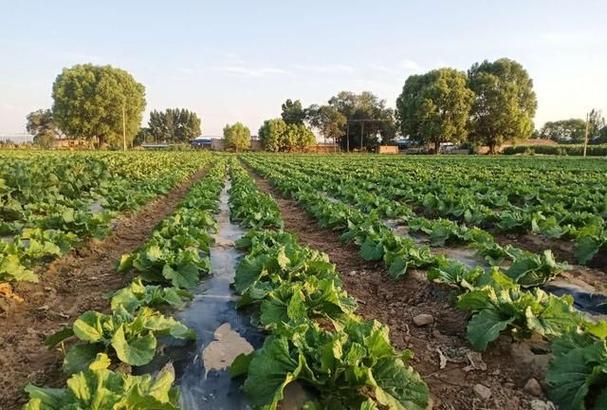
[190,137,213,149]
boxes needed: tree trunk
[488,143,496,155]
[97,135,107,149]
[434,140,440,154]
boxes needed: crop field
[1,151,606,410]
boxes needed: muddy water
[141,181,263,409]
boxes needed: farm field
[1,151,607,410]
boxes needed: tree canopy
[587,109,606,140]
[396,68,474,153]
[26,109,63,148]
[223,122,251,151]
[133,127,153,146]
[281,99,306,125]
[148,108,201,143]
[468,58,537,152]
[307,104,347,144]
[308,91,395,151]
[595,126,607,144]
[540,119,586,143]
[52,64,146,147]
[258,118,315,152]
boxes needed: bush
[503,144,607,156]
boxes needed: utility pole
[346,118,392,153]
[360,121,364,151]
[583,111,590,157]
[122,101,127,151]
[346,120,350,153]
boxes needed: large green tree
[290,123,316,150]
[540,119,586,143]
[309,91,395,151]
[307,104,347,144]
[259,118,315,152]
[468,58,537,153]
[396,68,474,153]
[223,122,251,151]
[148,108,201,143]
[26,109,63,148]
[259,119,287,152]
[52,64,146,148]
[281,99,306,125]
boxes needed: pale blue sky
[1,0,606,136]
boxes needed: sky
[1,0,606,137]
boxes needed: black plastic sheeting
[136,183,264,410]
[543,283,607,315]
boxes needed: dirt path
[245,164,551,410]
[0,167,207,410]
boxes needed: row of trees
[396,59,538,153]
[282,59,539,153]
[25,61,605,152]
[276,92,396,151]
[26,64,203,148]
[540,109,607,144]
[136,108,201,145]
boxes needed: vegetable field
[0,151,209,282]
[2,152,607,410]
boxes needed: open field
[1,151,606,409]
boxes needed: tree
[308,91,395,151]
[468,58,537,153]
[291,123,316,149]
[52,64,146,148]
[148,108,201,143]
[396,68,474,153]
[223,122,251,151]
[306,104,346,144]
[540,119,586,143]
[26,109,63,148]
[259,118,316,152]
[259,119,288,152]
[281,99,306,125]
[594,125,607,144]
[587,109,606,142]
[133,127,153,146]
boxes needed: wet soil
[0,168,207,410]
[246,164,549,410]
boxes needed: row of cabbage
[253,156,569,287]
[0,151,210,283]
[226,162,431,410]
[273,155,606,265]
[243,155,607,410]
[22,161,226,409]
